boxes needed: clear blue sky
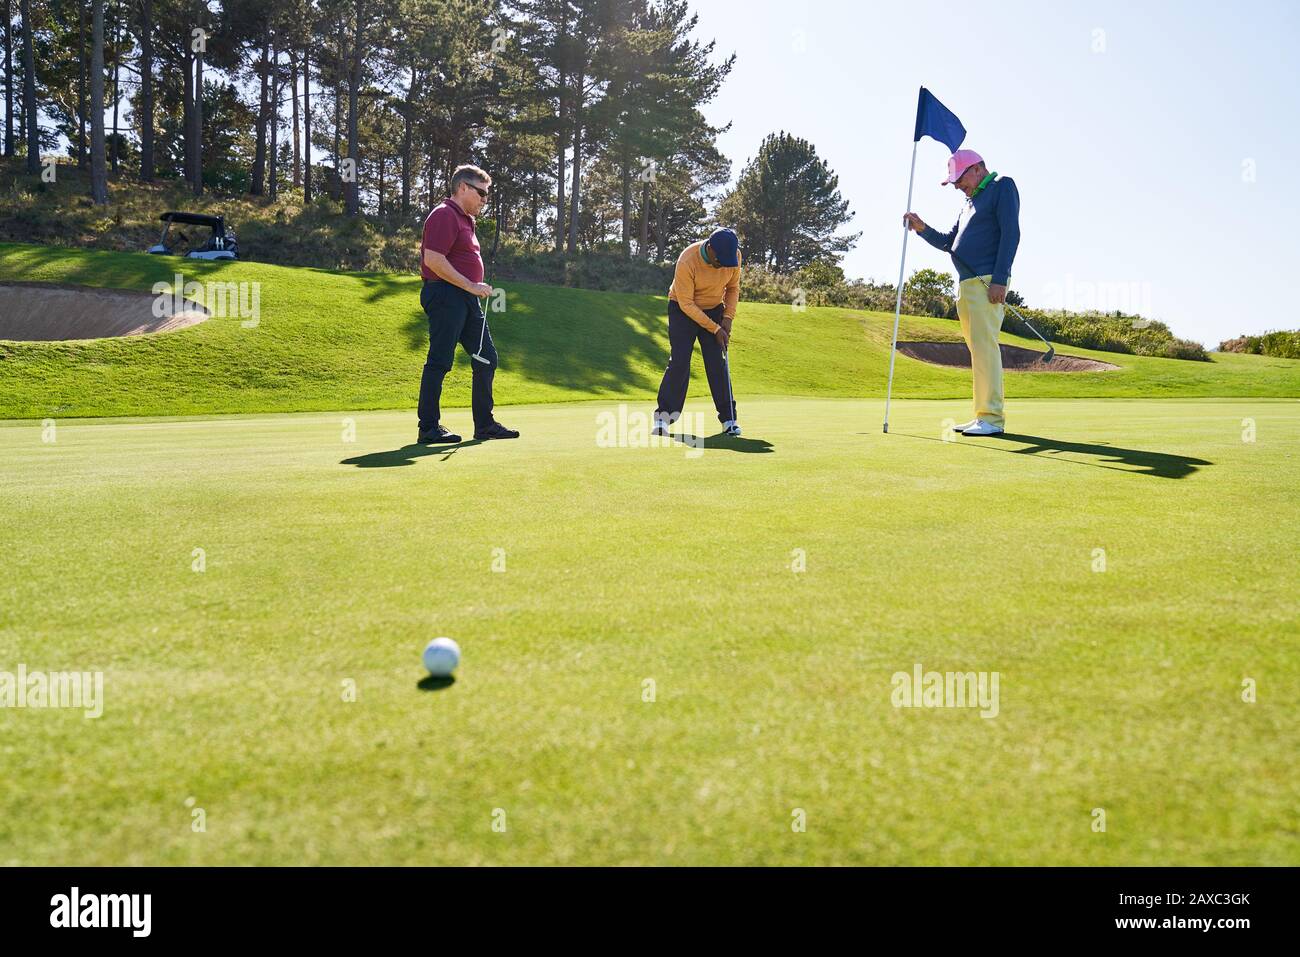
[689,0,1300,346]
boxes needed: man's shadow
[341,439,483,468]
[671,431,775,453]
[913,431,1210,479]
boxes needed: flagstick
[883,140,919,434]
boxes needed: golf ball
[422,637,461,677]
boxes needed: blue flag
[913,87,966,152]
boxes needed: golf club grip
[947,250,992,292]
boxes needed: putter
[471,309,491,364]
[722,347,736,432]
[950,252,1054,362]
[472,200,502,366]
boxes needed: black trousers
[417,280,497,431]
[655,300,735,424]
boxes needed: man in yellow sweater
[654,228,743,437]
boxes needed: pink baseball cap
[941,149,983,185]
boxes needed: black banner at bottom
[0,866,1286,943]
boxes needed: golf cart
[147,211,239,260]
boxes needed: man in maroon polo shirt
[416,164,518,443]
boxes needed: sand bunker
[0,281,209,341]
[897,341,1118,372]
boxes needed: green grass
[2,239,1297,865]
[3,241,1299,421]
[1,397,1297,865]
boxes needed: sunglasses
[465,183,490,200]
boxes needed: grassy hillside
[0,159,1233,359]
[1,241,1298,420]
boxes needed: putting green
[1,396,1295,865]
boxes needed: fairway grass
[2,397,1297,865]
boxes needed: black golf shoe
[474,422,520,441]
[417,425,462,444]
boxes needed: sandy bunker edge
[897,340,1119,372]
[0,281,210,342]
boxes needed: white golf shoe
[953,418,980,433]
[959,419,1004,436]
[723,420,742,437]
[652,416,673,436]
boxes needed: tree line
[3,0,858,270]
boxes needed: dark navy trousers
[417,280,497,432]
[655,300,735,425]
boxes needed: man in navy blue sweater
[905,149,1020,435]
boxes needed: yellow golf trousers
[955,275,1006,428]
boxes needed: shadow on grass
[400,283,670,396]
[417,675,456,692]
[897,431,1210,479]
[0,240,246,292]
[341,439,484,468]
[353,270,418,306]
[672,432,775,454]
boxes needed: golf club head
[471,353,491,365]
[1042,346,1055,363]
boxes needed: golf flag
[913,87,966,152]
[884,87,967,432]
